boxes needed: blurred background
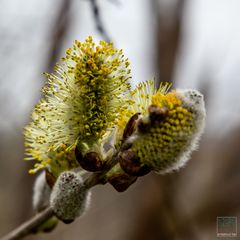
[1,0,240,239]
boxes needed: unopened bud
[32,171,59,233]
[119,149,150,176]
[107,164,137,192]
[50,171,91,223]
[123,112,141,140]
[33,171,51,212]
[75,147,105,172]
[45,170,56,189]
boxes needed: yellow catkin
[24,36,131,176]
[131,90,199,172]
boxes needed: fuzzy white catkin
[159,89,206,174]
[33,171,51,212]
[50,171,91,222]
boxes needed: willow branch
[0,208,54,240]
[0,153,119,240]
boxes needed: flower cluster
[25,36,205,184]
[123,89,206,175]
[24,36,131,176]
[26,37,206,226]
[114,80,171,144]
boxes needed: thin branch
[0,153,119,240]
[90,0,111,42]
[0,208,54,240]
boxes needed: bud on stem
[50,171,91,223]
[106,164,137,192]
[75,147,105,172]
[119,149,150,176]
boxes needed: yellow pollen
[152,91,182,109]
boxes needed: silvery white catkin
[33,171,51,212]
[50,171,91,222]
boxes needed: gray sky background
[1,0,240,136]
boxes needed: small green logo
[217,217,237,237]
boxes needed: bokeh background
[1,0,240,239]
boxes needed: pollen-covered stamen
[115,80,171,145]
[62,37,132,143]
[24,36,132,176]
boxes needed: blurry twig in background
[46,0,72,72]
[130,1,204,239]
[90,0,111,42]
[106,0,121,5]
[1,208,54,240]
[153,0,185,86]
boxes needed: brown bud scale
[75,147,105,172]
[119,149,150,176]
[123,112,141,140]
[45,170,57,189]
[148,105,168,123]
[108,173,137,192]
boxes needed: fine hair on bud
[33,171,51,212]
[160,89,206,174]
[125,88,206,174]
[50,171,91,222]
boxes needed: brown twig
[46,0,72,72]
[90,0,111,42]
[0,208,54,240]
[0,153,119,240]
